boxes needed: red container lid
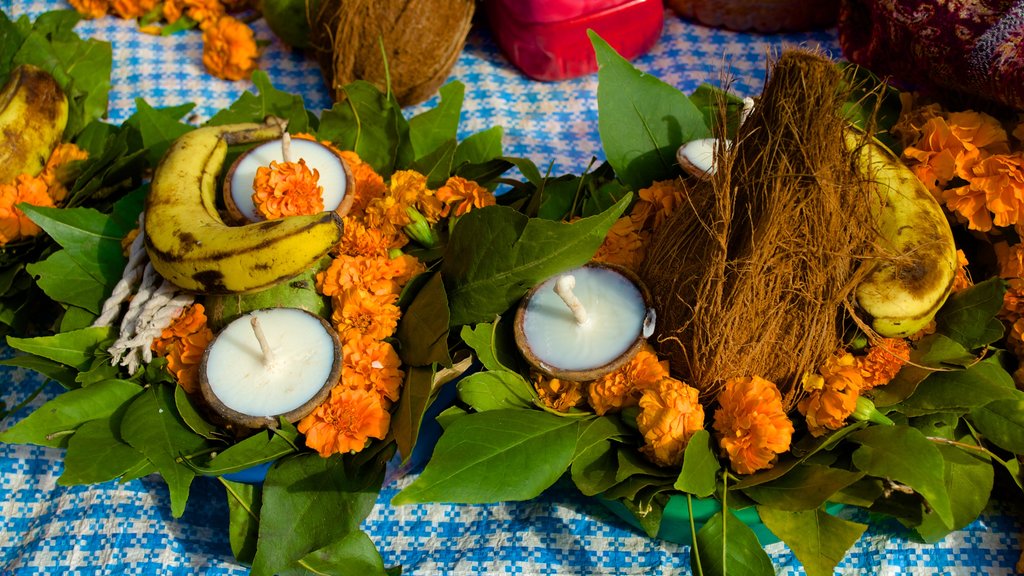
[493,0,633,24]
[485,0,665,82]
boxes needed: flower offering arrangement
[2,6,1024,576]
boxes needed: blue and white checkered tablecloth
[1,1,1022,574]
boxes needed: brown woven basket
[667,0,839,32]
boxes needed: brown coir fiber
[638,51,876,409]
[309,0,474,107]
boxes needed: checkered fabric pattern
[1,1,1022,574]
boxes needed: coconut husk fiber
[308,0,474,107]
[638,50,878,409]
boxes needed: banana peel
[144,122,344,294]
[0,64,69,184]
[847,130,958,338]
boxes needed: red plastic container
[484,0,665,81]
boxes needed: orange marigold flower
[252,159,324,219]
[797,351,864,437]
[637,377,705,468]
[110,0,157,18]
[298,387,390,457]
[201,16,259,81]
[364,195,413,236]
[1008,317,1024,358]
[593,217,645,271]
[942,182,993,232]
[69,0,108,18]
[338,150,387,217]
[338,217,393,258]
[995,241,1024,279]
[947,110,1010,156]
[341,336,403,405]
[0,174,53,244]
[951,249,973,292]
[712,375,793,475]
[121,227,140,256]
[1002,280,1024,322]
[389,170,429,206]
[436,176,495,217]
[151,304,213,394]
[965,153,1024,229]
[630,178,688,232]
[861,338,911,388]
[40,143,89,204]
[330,288,401,342]
[317,253,424,297]
[586,345,668,415]
[534,374,584,413]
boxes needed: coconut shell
[309,0,474,107]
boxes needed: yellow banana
[847,130,958,338]
[144,122,344,294]
[0,64,68,184]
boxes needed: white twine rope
[94,212,195,374]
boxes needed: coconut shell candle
[514,262,655,381]
[223,136,355,223]
[199,307,341,430]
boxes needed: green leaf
[453,126,504,168]
[121,385,213,518]
[26,249,108,313]
[758,506,867,576]
[676,429,720,498]
[59,305,98,332]
[285,531,388,576]
[899,354,1017,417]
[409,81,464,160]
[459,319,521,374]
[411,138,457,188]
[59,415,147,485]
[318,80,410,178]
[912,429,993,542]
[174,385,221,440]
[970,399,1024,454]
[849,425,953,527]
[393,364,434,464]
[442,195,630,326]
[395,271,451,366]
[456,370,534,412]
[689,83,746,137]
[0,354,77,389]
[192,428,299,476]
[19,204,129,285]
[0,379,141,448]
[250,452,385,576]
[934,277,1007,349]
[124,99,195,166]
[692,509,774,576]
[393,409,578,505]
[572,439,619,496]
[591,31,710,191]
[222,478,262,565]
[208,71,308,133]
[7,326,112,370]
[742,464,863,511]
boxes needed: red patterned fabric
[838,0,1024,111]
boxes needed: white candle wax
[522,266,646,372]
[229,138,348,222]
[205,308,337,417]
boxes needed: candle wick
[250,316,275,365]
[281,130,294,163]
[554,274,589,326]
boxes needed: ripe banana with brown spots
[847,131,958,338]
[144,122,344,294]
[0,64,68,184]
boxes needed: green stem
[218,477,258,521]
[297,559,330,575]
[926,436,1000,460]
[722,474,728,576]
[688,493,704,576]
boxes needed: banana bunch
[848,131,958,338]
[0,64,68,184]
[144,122,344,294]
